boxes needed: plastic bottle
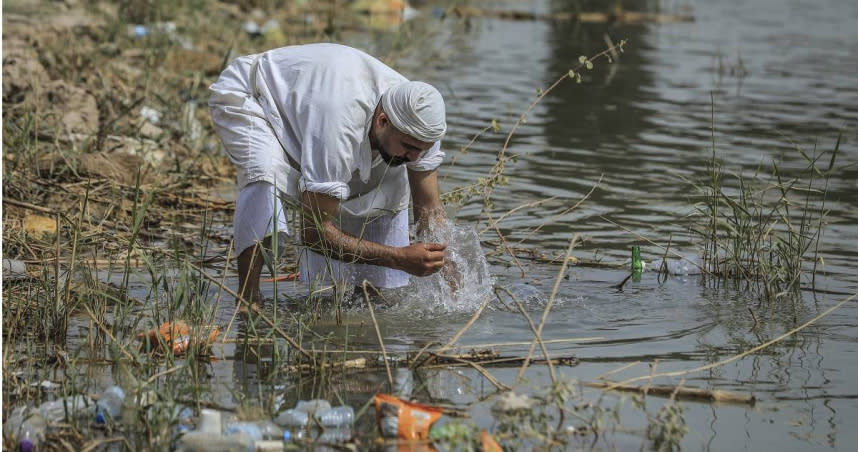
[95,385,126,424]
[38,395,95,422]
[379,414,399,438]
[273,408,308,428]
[315,426,352,443]
[197,408,223,433]
[175,405,195,434]
[257,421,283,440]
[659,258,701,276]
[224,422,263,442]
[295,399,331,414]
[314,406,354,428]
[175,431,253,452]
[393,368,414,398]
[282,428,306,443]
[4,406,47,452]
[631,246,644,272]
[254,439,285,451]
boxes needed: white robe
[209,43,445,289]
[209,43,444,218]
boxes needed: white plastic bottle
[256,421,283,440]
[294,399,331,414]
[175,431,253,452]
[96,386,126,424]
[224,421,263,442]
[175,409,253,452]
[4,406,47,452]
[660,257,702,275]
[272,409,308,428]
[38,395,95,423]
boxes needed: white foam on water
[393,222,495,316]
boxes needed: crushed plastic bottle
[38,395,95,422]
[379,414,398,438]
[3,406,47,452]
[314,406,354,428]
[95,385,126,424]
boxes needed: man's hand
[396,242,447,276]
[440,258,462,291]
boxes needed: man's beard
[379,147,408,167]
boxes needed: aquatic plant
[686,98,838,301]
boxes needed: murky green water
[61,0,858,449]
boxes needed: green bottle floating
[631,246,643,272]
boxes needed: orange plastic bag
[375,393,443,440]
[138,321,220,355]
[481,430,502,452]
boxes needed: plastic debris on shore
[375,393,443,440]
[137,321,220,355]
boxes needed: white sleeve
[405,141,445,172]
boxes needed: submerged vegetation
[2,0,848,451]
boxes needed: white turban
[381,81,447,143]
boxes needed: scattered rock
[2,259,31,281]
[139,121,165,139]
[78,151,147,186]
[29,80,100,137]
[2,39,50,103]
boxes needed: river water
[351,0,857,449]
[67,0,858,450]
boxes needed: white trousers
[235,182,410,289]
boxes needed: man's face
[374,113,434,167]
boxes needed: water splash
[394,222,495,315]
[495,282,548,309]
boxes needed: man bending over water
[209,43,453,303]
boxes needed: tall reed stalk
[688,132,839,301]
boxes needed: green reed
[688,130,839,302]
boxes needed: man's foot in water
[236,291,262,317]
